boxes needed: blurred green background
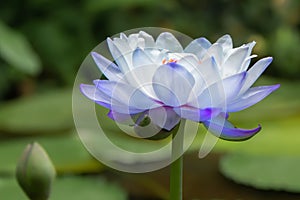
[0,0,300,199]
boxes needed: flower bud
[16,142,56,200]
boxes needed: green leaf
[0,176,127,200]
[220,153,300,192]
[0,89,73,134]
[0,21,41,75]
[0,133,103,175]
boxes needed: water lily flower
[80,31,279,141]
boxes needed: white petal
[222,46,249,77]
[222,72,246,102]
[122,63,159,99]
[192,72,246,109]
[156,32,183,52]
[240,41,256,71]
[120,33,128,40]
[202,43,224,66]
[227,84,280,112]
[93,80,160,113]
[239,57,273,95]
[80,84,111,108]
[184,37,211,59]
[138,31,155,48]
[132,48,153,68]
[152,63,195,106]
[215,34,233,52]
[107,38,130,72]
[91,52,122,81]
[196,57,221,87]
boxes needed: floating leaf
[0,133,103,175]
[0,176,127,200]
[0,21,41,75]
[220,153,300,192]
[0,89,73,134]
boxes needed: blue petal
[239,57,273,94]
[152,63,195,106]
[203,115,261,141]
[173,106,221,122]
[227,84,280,112]
[132,48,153,68]
[149,106,180,131]
[184,37,212,59]
[156,32,183,52]
[91,52,122,81]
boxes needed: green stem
[170,120,185,200]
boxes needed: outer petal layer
[227,84,280,112]
[91,52,122,81]
[173,106,221,122]
[203,115,261,141]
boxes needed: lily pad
[0,133,103,175]
[220,153,300,192]
[0,176,127,200]
[0,21,41,75]
[0,89,73,134]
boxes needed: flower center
[162,58,177,64]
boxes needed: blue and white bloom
[80,31,279,141]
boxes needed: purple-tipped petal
[80,84,112,109]
[152,63,195,106]
[91,52,122,81]
[156,32,183,52]
[239,57,273,94]
[173,106,221,122]
[203,116,261,141]
[93,80,161,113]
[227,84,280,112]
[149,106,180,131]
